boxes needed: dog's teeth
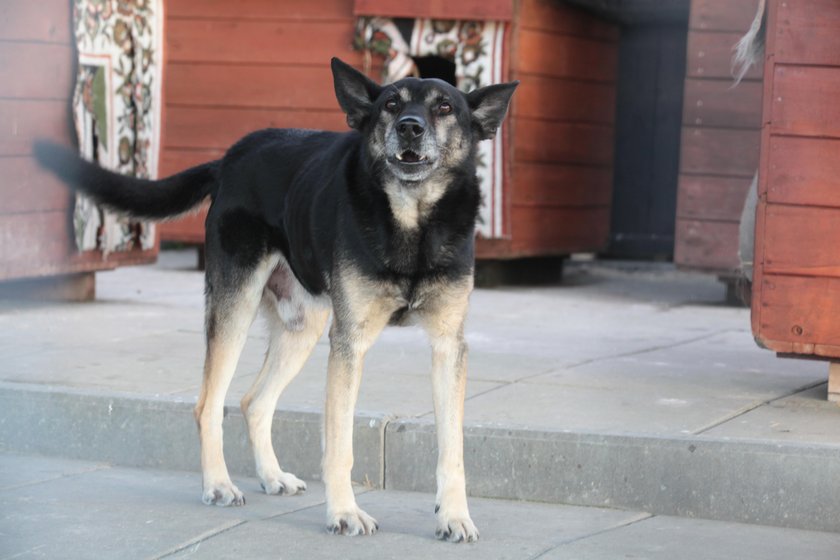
[396,153,404,161]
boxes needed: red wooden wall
[752,0,840,358]
[674,0,763,273]
[0,0,156,282]
[159,0,368,243]
[478,0,617,259]
[160,0,618,261]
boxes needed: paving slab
[707,384,840,444]
[4,453,837,560]
[2,252,839,534]
[541,515,840,560]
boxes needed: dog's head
[331,58,518,183]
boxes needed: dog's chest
[383,180,446,231]
[378,278,442,326]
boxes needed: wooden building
[750,0,840,400]
[674,0,763,276]
[159,0,619,264]
[0,0,157,299]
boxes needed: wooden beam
[829,362,840,404]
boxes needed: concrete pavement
[3,453,840,560]
[1,251,840,538]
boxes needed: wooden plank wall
[159,0,368,242]
[674,0,763,272]
[481,0,618,258]
[0,0,156,281]
[752,0,840,358]
[161,0,619,260]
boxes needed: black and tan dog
[35,58,517,543]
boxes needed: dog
[35,58,518,543]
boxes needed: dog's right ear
[331,58,382,130]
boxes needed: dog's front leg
[323,317,386,536]
[423,287,478,543]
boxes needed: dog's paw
[260,472,307,496]
[435,510,479,543]
[202,481,245,507]
[326,507,378,536]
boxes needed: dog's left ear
[331,57,382,130]
[466,81,519,140]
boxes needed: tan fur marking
[196,254,279,506]
[384,179,447,230]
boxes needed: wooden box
[0,0,157,297]
[751,0,840,398]
[159,0,619,261]
[674,0,763,274]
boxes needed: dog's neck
[382,177,449,231]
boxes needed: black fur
[35,58,518,302]
[33,140,219,220]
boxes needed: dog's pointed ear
[466,81,519,140]
[331,57,382,130]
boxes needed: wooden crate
[0,0,157,294]
[751,0,840,399]
[674,0,763,273]
[159,0,618,261]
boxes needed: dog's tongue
[401,150,421,163]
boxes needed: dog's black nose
[396,116,426,140]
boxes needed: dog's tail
[731,0,766,86]
[33,140,220,220]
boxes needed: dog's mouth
[394,149,428,165]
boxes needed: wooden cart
[751,0,840,400]
[0,0,157,300]
[159,0,618,271]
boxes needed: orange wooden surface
[773,0,840,66]
[511,164,612,207]
[160,0,365,242]
[677,176,752,221]
[674,220,740,270]
[685,30,762,80]
[0,0,72,43]
[0,3,157,281]
[519,0,618,41]
[675,0,764,273]
[160,0,617,258]
[514,77,615,124]
[164,108,346,149]
[501,0,617,257]
[751,0,840,360]
[517,31,617,83]
[682,78,762,129]
[679,127,759,177]
[766,136,840,208]
[688,0,765,32]
[353,0,514,21]
[755,275,840,357]
[769,66,840,139]
[168,0,357,20]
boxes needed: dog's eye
[438,102,453,115]
[385,98,399,113]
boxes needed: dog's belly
[265,257,328,330]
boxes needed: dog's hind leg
[420,278,478,543]
[241,292,330,497]
[195,255,278,507]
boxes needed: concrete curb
[2,384,839,532]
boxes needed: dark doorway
[606,23,688,260]
[413,55,457,86]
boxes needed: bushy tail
[731,0,767,86]
[33,140,220,220]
